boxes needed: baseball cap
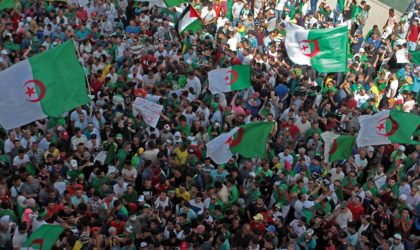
[394,233,402,240]
[306,229,314,237]
[398,145,406,151]
[249,172,256,178]
[116,133,123,140]
[266,225,276,233]
[138,195,145,202]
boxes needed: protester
[0,0,420,249]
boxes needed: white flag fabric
[206,127,239,164]
[357,110,391,147]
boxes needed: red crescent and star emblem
[376,116,399,137]
[299,39,320,57]
[225,128,244,147]
[24,79,46,102]
[329,138,338,155]
[27,238,44,249]
[225,69,238,85]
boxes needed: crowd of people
[0,0,420,249]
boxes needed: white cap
[398,145,406,151]
[0,216,10,224]
[1,50,8,55]
[249,172,256,178]
[367,146,374,152]
[138,195,145,202]
[70,159,78,168]
[174,131,181,137]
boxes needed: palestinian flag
[206,122,274,164]
[152,0,188,8]
[321,132,355,163]
[0,0,15,10]
[285,23,348,72]
[409,50,420,65]
[0,40,90,130]
[208,65,251,94]
[22,224,64,250]
[357,110,420,147]
[177,5,203,34]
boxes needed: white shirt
[216,17,229,29]
[187,76,202,95]
[330,168,345,182]
[113,183,128,196]
[386,79,399,98]
[12,230,27,249]
[201,7,216,23]
[289,219,306,237]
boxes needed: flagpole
[71,38,94,120]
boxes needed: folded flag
[321,132,355,163]
[22,224,64,250]
[206,122,274,164]
[177,5,203,34]
[0,0,15,10]
[152,0,188,8]
[285,23,348,73]
[0,40,90,130]
[357,110,420,147]
[208,65,251,94]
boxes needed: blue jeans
[311,0,318,13]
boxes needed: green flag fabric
[410,50,420,65]
[23,224,64,250]
[206,122,274,164]
[322,132,355,162]
[0,0,15,10]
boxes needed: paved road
[323,0,402,34]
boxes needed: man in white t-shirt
[201,4,217,24]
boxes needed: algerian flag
[357,110,420,147]
[285,23,348,73]
[22,224,64,250]
[151,0,188,8]
[206,122,274,164]
[0,0,14,10]
[177,5,203,34]
[0,40,90,130]
[208,65,251,94]
[321,132,355,163]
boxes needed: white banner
[78,0,89,7]
[132,97,163,128]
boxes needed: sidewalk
[323,0,402,34]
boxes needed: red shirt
[347,202,365,221]
[408,25,420,42]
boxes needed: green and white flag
[0,40,90,130]
[151,0,188,8]
[321,132,355,163]
[177,5,203,34]
[357,110,420,147]
[208,65,251,94]
[285,23,348,72]
[22,224,64,250]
